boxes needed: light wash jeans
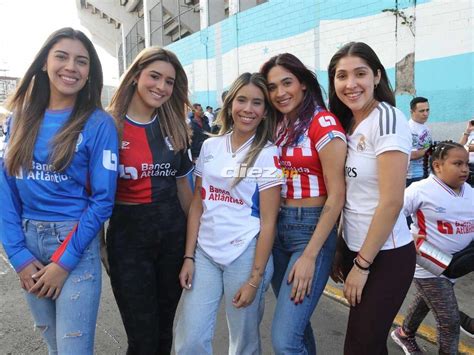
[175,238,273,355]
[271,206,337,355]
[22,219,101,355]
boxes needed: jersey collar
[432,174,465,197]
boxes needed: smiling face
[334,55,381,120]
[45,38,90,107]
[266,65,306,120]
[134,60,176,112]
[433,147,470,192]
[231,83,266,140]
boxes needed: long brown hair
[217,72,277,186]
[328,42,395,131]
[5,27,103,176]
[108,47,191,151]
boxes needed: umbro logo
[121,141,130,150]
[434,207,446,214]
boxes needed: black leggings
[106,200,186,355]
[443,241,474,279]
[342,242,416,355]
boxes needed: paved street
[1,248,472,354]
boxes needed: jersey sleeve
[308,111,346,152]
[371,103,411,156]
[255,144,284,192]
[403,182,422,217]
[176,146,194,178]
[50,112,119,271]
[194,139,207,178]
[0,118,37,271]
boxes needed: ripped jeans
[22,219,101,355]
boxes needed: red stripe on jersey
[416,209,427,236]
[51,224,78,264]
[116,122,153,203]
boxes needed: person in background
[407,97,432,186]
[204,105,215,127]
[0,27,118,354]
[190,103,211,162]
[459,119,474,186]
[261,52,347,355]
[329,42,416,355]
[175,72,282,355]
[106,46,193,354]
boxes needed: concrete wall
[166,0,474,141]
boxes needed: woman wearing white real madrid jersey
[175,72,282,354]
[329,42,416,354]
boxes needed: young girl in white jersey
[391,141,474,355]
[174,72,282,354]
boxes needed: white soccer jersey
[466,132,474,163]
[343,102,413,251]
[404,175,474,279]
[194,133,283,265]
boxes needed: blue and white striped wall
[167,0,474,140]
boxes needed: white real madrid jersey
[343,102,413,251]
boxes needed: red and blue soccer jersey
[116,115,193,203]
[275,109,346,199]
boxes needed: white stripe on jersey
[308,175,319,196]
[285,147,294,157]
[292,174,302,199]
[281,181,288,197]
[301,147,312,156]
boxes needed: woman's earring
[374,83,378,89]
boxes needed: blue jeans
[22,219,101,355]
[175,238,273,355]
[271,206,337,355]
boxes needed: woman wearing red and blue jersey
[106,47,193,354]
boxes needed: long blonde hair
[108,47,191,151]
[217,72,277,186]
[5,28,103,176]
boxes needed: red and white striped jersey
[404,175,474,279]
[275,109,346,199]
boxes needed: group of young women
[0,27,472,355]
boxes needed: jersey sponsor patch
[318,115,337,127]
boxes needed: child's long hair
[217,72,277,186]
[5,27,103,175]
[260,53,326,146]
[108,47,191,151]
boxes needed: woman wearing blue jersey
[0,28,118,354]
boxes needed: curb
[323,285,474,355]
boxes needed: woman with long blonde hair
[106,46,193,354]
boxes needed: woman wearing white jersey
[391,141,474,355]
[174,72,282,354]
[328,42,416,354]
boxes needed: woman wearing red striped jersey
[106,47,193,354]
[328,42,416,355]
[261,53,347,354]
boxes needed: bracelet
[357,252,372,265]
[463,132,470,136]
[183,255,195,262]
[248,281,258,289]
[354,266,370,275]
[353,257,370,271]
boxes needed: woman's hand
[29,262,69,300]
[179,259,194,289]
[17,260,44,292]
[343,266,369,306]
[233,282,258,308]
[288,253,316,304]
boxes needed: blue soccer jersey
[0,108,119,271]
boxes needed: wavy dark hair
[328,42,395,131]
[260,53,326,146]
[5,27,103,175]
